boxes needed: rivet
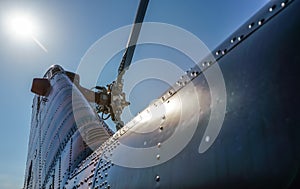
[230,37,236,43]
[281,2,285,7]
[155,175,160,182]
[248,23,254,29]
[157,143,161,148]
[258,19,264,26]
[156,154,160,160]
[222,49,227,55]
[159,126,163,131]
[269,5,276,12]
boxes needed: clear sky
[0,1,268,188]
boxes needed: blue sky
[0,1,268,188]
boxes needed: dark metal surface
[24,0,300,188]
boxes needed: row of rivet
[218,0,292,59]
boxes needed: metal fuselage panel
[25,0,300,188]
[65,0,300,189]
[24,70,111,189]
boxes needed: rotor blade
[118,0,149,75]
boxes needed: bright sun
[7,12,37,39]
[4,11,48,52]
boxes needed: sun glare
[7,12,37,39]
[4,10,48,52]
